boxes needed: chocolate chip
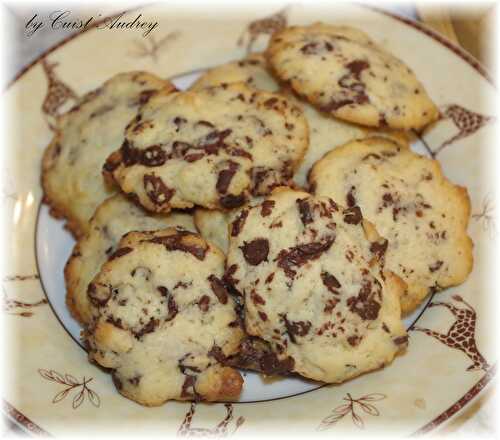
[429,260,444,272]
[251,292,266,305]
[143,174,175,206]
[148,231,207,260]
[87,283,111,307]
[346,278,381,321]
[276,236,335,279]
[240,238,269,266]
[167,296,178,321]
[265,272,275,284]
[208,345,226,363]
[258,311,268,321]
[141,145,167,167]
[370,239,389,260]
[198,295,210,312]
[343,206,362,225]
[347,335,361,346]
[157,286,169,297]
[297,198,313,226]
[393,335,409,345]
[260,200,275,217]
[134,317,159,339]
[346,186,357,208]
[216,161,239,194]
[220,194,246,209]
[181,375,197,398]
[282,314,311,343]
[321,271,341,292]
[208,275,228,304]
[108,247,133,261]
[128,375,142,386]
[231,209,249,237]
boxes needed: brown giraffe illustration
[237,6,290,53]
[128,31,181,63]
[41,58,78,131]
[177,403,244,437]
[413,295,489,372]
[424,104,495,158]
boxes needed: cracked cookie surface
[42,72,175,238]
[225,188,407,383]
[309,138,473,313]
[86,228,244,406]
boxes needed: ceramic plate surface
[3,3,496,437]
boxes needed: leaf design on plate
[72,389,85,409]
[87,388,101,408]
[38,368,101,410]
[52,388,70,404]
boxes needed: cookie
[309,138,473,314]
[225,188,407,383]
[104,82,308,212]
[42,72,175,238]
[194,208,233,254]
[266,23,439,129]
[85,228,244,406]
[189,54,409,187]
[65,194,195,325]
[191,53,279,92]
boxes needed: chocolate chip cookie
[225,188,407,383]
[42,72,175,238]
[309,138,473,314]
[266,23,439,129]
[104,83,308,213]
[65,194,195,325]
[85,228,244,406]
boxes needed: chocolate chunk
[343,206,362,225]
[208,345,226,363]
[230,148,252,160]
[141,145,167,167]
[106,315,124,329]
[87,283,111,307]
[321,271,341,292]
[198,295,210,312]
[143,174,175,206]
[347,335,361,347]
[382,323,390,333]
[393,335,409,345]
[251,292,266,305]
[220,194,246,209]
[227,337,294,375]
[370,239,389,260]
[223,264,239,287]
[196,120,214,128]
[346,186,357,208]
[265,272,275,284]
[137,89,157,106]
[240,238,269,266]
[346,278,381,321]
[258,311,268,321]
[260,200,275,217]
[324,297,340,313]
[346,60,370,78]
[148,231,207,261]
[276,236,335,279]
[264,97,279,108]
[167,296,178,321]
[231,209,249,237]
[157,286,169,297]
[199,128,232,154]
[297,198,313,225]
[134,317,159,339]
[216,161,240,194]
[173,116,187,131]
[208,275,228,304]
[429,260,444,272]
[128,375,142,386]
[108,247,133,261]
[121,139,142,167]
[282,314,311,343]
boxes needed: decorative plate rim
[3,4,496,436]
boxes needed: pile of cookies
[42,23,473,407]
